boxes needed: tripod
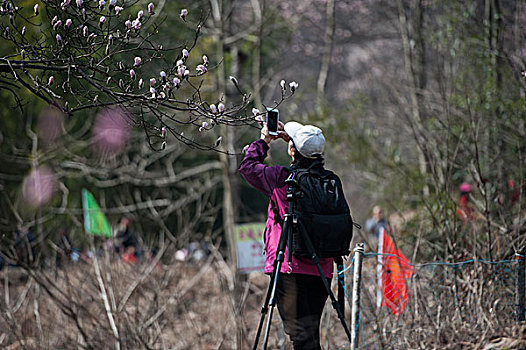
[252,175,352,350]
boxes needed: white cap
[284,121,325,158]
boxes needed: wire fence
[333,251,524,349]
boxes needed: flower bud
[129,69,136,80]
[99,16,106,28]
[182,49,189,58]
[134,56,142,66]
[196,65,207,74]
[48,76,54,86]
[218,103,225,113]
[252,108,260,116]
[83,26,88,37]
[65,19,72,29]
[203,55,209,66]
[115,6,123,15]
[34,4,39,15]
[280,79,286,90]
[137,10,144,21]
[150,78,156,87]
[161,126,167,138]
[289,81,299,92]
[148,3,154,15]
[210,104,217,114]
[180,9,188,21]
[76,0,83,8]
[109,0,117,7]
[132,19,141,30]
[56,34,62,42]
[138,78,144,89]
[21,26,26,36]
[160,71,166,79]
[99,0,105,10]
[125,20,132,29]
[173,77,181,88]
[176,60,184,67]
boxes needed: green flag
[82,189,112,238]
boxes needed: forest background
[0,0,524,349]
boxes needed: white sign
[235,223,266,273]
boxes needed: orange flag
[377,227,413,316]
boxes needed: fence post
[351,243,365,349]
[516,252,525,322]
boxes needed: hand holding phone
[266,108,279,136]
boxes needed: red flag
[377,227,413,316]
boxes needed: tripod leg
[262,258,284,350]
[252,267,276,350]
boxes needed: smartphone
[266,107,279,136]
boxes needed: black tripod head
[285,172,301,202]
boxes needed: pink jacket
[239,139,333,277]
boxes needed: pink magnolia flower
[56,34,62,42]
[21,26,26,36]
[76,0,83,8]
[160,71,166,79]
[23,167,56,207]
[182,49,189,58]
[34,4,39,15]
[148,3,154,14]
[203,55,209,65]
[99,16,106,28]
[210,104,217,114]
[132,19,141,30]
[176,59,184,67]
[115,6,123,15]
[218,103,225,113]
[150,78,156,87]
[184,69,190,77]
[280,79,286,90]
[99,0,105,10]
[83,26,88,36]
[196,65,207,74]
[159,92,166,99]
[129,69,136,80]
[199,121,208,132]
[177,66,185,77]
[252,108,260,116]
[161,126,167,138]
[137,10,144,21]
[52,16,58,25]
[138,78,144,89]
[134,56,142,66]
[180,9,188,21]
[65,19,72,28]
[172,77,181,88]
[109,0,117,7]
[125,20,132,29]
[48,76,54,86]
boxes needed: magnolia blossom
[203,55,209,65]
[53,20,62,31]
[52,16,58,25]
[160,71,166,79]
[159,92,166,99]
[173,77,181,88]
[132,19,141,30]
[161,126,167,138]
[182,49,189,58]
[109,0,117,6]
[125,20,132,29]
[150,86,156,94]
[21,26,26,36]
[180,9,188,20]
[99,0,105,10]
[150,78,156,87]
[134,56,142,66]
[148,2,154,14]
[252,108,260,116]
[280,79,286,90]
[184,69,190,77]
[83,26,88,36]
[210,104,217,114]
[99,16,106,27]
[176,60,184,67]
[48,76,54,86]
[76,0,83,8]
[22,167,56,207]
[289,81,299,92]
[218,103,225,113]
[196,65,207,74]
[199,121,209,132]
[56,34,62,42]
[115,6,123,15]
[65,19,72,28]
[137,10,144,20]
[129,69,136,80]
[255,115,264,122]
[138,78,144,89]
[177,66,185,77]
[34,4,39,15]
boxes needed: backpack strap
[334,256,346,319]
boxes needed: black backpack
[271,162,357,259]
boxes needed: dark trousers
[275,273,329,350]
